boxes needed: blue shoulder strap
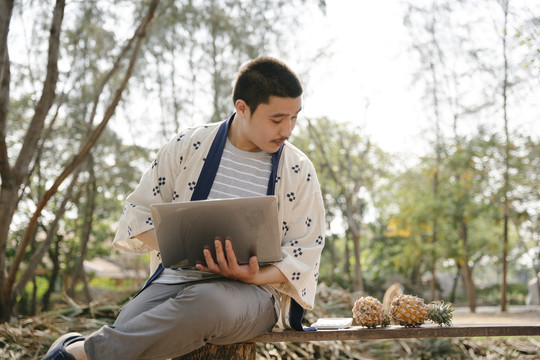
[190,116,232,201]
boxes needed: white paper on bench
[311,317,353,329]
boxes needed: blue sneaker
[42,332,85,360]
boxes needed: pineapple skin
[352,296,386,328]
[390,294,430,327]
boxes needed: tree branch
[13,0,65,185]
[13,169,81,298]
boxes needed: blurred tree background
[1,0,539,329]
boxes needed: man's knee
[177,282,244,318]
[175,281,272,325]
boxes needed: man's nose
[280,119,293,137]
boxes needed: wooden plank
[174,325,539,360]
[250,324,540,342]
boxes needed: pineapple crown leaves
[428,300,455,326]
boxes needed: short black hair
[232,57,303,114]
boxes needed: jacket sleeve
[271,146,326,310]
[112,134,185,254]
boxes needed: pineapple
[428,300,454,326]
[352,296,386,328]
[390,294,429,327]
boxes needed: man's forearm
[250,264,287,285]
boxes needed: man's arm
[251,264,287,285]
[137,232,286,285]
[196,237,287,285]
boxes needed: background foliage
[1,0,539,326]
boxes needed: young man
[43,57,325,360]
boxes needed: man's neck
[227,113,259,152]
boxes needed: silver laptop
[150,196,282,269]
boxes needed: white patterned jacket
[113,116,325,328]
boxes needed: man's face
[234,96,302,153]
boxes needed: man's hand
[195,237,260,283]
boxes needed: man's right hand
[196,237,260,283]
[196,236,287,285]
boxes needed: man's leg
[61,283,183,360]
[113,282,185,326]
[84,279,278,360]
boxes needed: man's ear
[235,99,249,117]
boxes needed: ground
[1,293,539,359]
[452,305,540,324]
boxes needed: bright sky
[102,0,538,160]
[293,0,539,159]
[295,0,428,158]
[9,0,530,160]
[110,1,428,158]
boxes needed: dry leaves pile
[256,333,540,360]
[0,299,118,360]
[1,285,539,360]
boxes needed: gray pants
[84,279,279,360]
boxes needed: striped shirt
[208,139,272,199]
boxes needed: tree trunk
[449,263,461,303]
[344,236,351,285]
[461,262,476,313]
[69,157,96,302]
[209,4,221,124]
[31,277,38,315]
[0,0,15,322]
[460,220,476,312]
[499,0,511,314]
[427,5,442,304]
[41,235,61,312]
[0,0,66,323]
[176,343,256,360]
[326,234,336,276]
[304,118,368,291]
[429,262,437,302]
[430,166,439,302]
[0,187,19,320]
[536,271,540,305]
[352,232,364,293]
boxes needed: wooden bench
[176,324,540,360]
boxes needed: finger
[248,256,259,275]
[201,247,219,272]
[214,238,230,270]
[224,238,239,268]
[195,263,209,272]
[195,251,211,272]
